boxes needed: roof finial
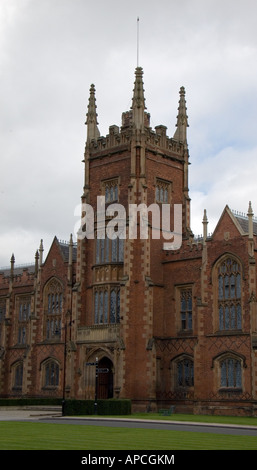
[173,86,189,145]
[39,239,44,266]
[248,201,254,239]
[131,67,146,131]
[69,233,73,266]
[85,84,100,142]
[202,209,208,243]
[10,254,15,279]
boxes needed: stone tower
[72,66,191,409]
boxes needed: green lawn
[0,420,257,450]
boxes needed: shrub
[0,398,62,406]
[63,399,131,416]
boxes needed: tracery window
[218,257,242,331]
[180,289,192,331]
[44,278,63,340]
[155,179,170,204]
[176,357,194,388]
[220,357,242,389]
[94,287,120,324]
[17,296,31,345]
[103,179,119,203]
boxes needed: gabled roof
[58,240,77,262]
[210,204,257,240]
[211,205,246,239]
[233,212,257,235]
[42,236,77,266]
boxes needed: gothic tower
[73,67,191,409]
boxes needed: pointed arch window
[12,362,23,390]
[213,352,244,392]
[220,357,242,389]
[177,357,194,387]
[44,360,60,388]
[217,257,242,331]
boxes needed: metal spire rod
[137,17,140,67]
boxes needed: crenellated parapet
[86,121,186,159]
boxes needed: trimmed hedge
[0,398,62,406]
[63,399,131,416]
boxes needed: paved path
[1,409,257,436]
[0,407,62,420]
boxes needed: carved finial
[202,209,208,243]
[85,84,100,142]
[131,67,146,131]
[39,239,44,266]
[248,201,254,239]
[173,86,189,145]
[10,254,15,278]
[69,233,73,266]
[35,250,39,275]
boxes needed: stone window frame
[155,178,172,204]
[16,295,31,346]
[170,353,194,392]
[101,177,120,203]
[175,284,194,334]
[212,351,246,393]
[11,360,23,391]
[41,357,61,390]
[43,277,64,341]
[212,254,243,333]
[94,285,120,325]
[95,237,124,264]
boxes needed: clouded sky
[1,0,257,267]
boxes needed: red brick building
[1,67,257,415]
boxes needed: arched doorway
[98,357,113,399]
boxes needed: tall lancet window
[218,257,242,331]
[44,278,63,340]
[17,296,31,345]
